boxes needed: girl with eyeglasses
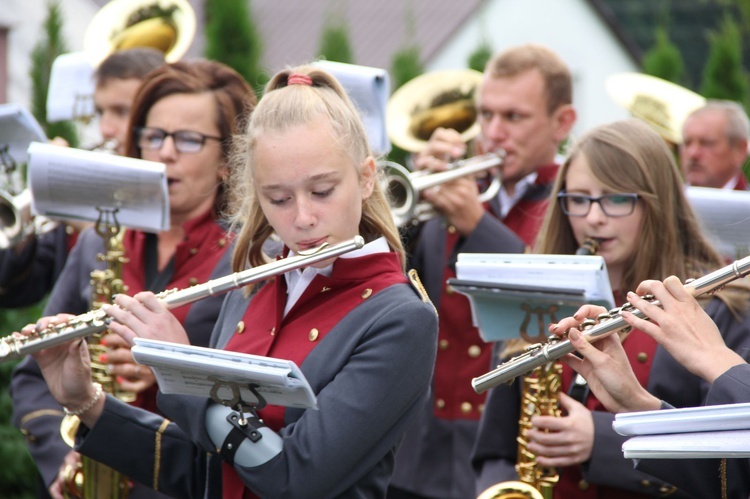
[12,60,257,499]
[473,119,750,498]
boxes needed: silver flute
[472,253,750,394]
[0,236,365,362]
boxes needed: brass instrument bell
[387,69,484,152]
[606,73,706,145]
[83,0,196,64]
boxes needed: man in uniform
[681,100,750,190]
[388,43,576,499]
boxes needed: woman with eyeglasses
[11,59,257,499]
[472,119,750,498]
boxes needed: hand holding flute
[547,275,747,414]
[471,254,750,394]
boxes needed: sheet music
[613,402,750,436]
[312,60,391,155]
[46,52,96,123]
[0,103,48,166]
[452,253,615,342]
[456,253,615,303]
[686,186,750,259]
[616,403,750,458]
[132,338,317,409]
[27,141,169,232]
[622,429,750,459]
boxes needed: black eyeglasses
[135,127,223,154]
[557,192,640,217]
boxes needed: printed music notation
[131,338,317,410]
[27,141,169,233]
[450,253,615,342]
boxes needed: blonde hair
[227,65,403,276]
[535,119,745,309]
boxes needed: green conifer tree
[0,303,46,498]
[30,1,78,147]
[317,9,354,64]
[204,0,265,96]
[642,26,685,84]
[700,15,748,107]
[467,38,493,73]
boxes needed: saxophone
[61,211,131,499]
[477,239,600,499]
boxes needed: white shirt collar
[498,171,538,219]
[283,237,389,316]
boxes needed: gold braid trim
[19,409,65,442]
[407,269,437,316]
[153,419,171,491]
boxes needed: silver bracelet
[63,383,104,417]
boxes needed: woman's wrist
[63,382,103,418]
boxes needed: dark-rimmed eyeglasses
[135,127,223,154]
[557,192,640,217]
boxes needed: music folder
[614,402,750,459]
[27,141,169,233]
[449,253,615,342]
[312,60,391,155]
[0,103,47,167]
[131,338,317,410]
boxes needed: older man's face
[680,110,748,188]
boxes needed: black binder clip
[209,377,269,465]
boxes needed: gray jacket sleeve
[0,225,71,308]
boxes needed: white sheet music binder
[131,338,317,410]
[0,104,47,166]
[46,52,96,123]
[27,141,169,233]
[614,402,750,458]
[686,186,750,260]
[312,60,391,155]
[450,253,615,342]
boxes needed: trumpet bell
[387,69,484,152]
[83,0,196,64]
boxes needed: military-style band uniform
[389,165,557,498]
[11,208,232,498]
[0,224,76,308]
[472,297,750,499]
[65,241,438,498]
[632,363,750,499]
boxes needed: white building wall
[426,0,637,136]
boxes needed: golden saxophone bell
[476,481,544,499]
[83,0,196,64]
[387,69,484,153]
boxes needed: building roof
[191,0,483,73]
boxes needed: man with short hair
[388,43,576,499]
[681,100,750,190]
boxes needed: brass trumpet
[384,150,504,227]
[0,236,364,362]
[471,253,750,394]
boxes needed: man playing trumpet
[388,44,577,499]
